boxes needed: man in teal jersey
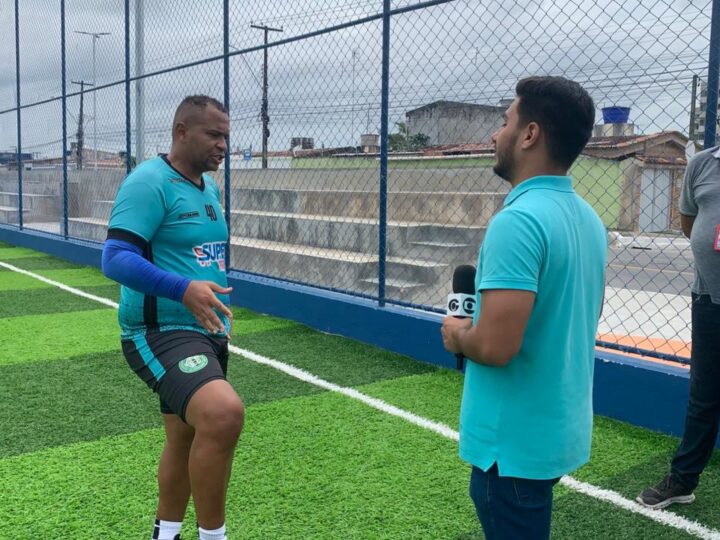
[441,77,606,539]
[102,96,241,540]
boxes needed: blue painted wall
[2,224,715,447]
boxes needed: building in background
[691,78,720,146]
[405,100,504,145]
[290,137,314,151]
[0,151,34,169]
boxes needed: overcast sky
[0,0,713,159]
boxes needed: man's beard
[492,138,516,183]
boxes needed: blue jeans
[469,464,560,540]
[671,294,720,490]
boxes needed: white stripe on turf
[0,261,119,308]
[3,260,719,540]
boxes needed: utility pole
[690,74,698,143]
[75,30,110,169]
[135,0,145,164]
[71,80,93,170]
[352,49,357,151]
[251,22,283,169]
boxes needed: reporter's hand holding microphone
[441,265,476,369]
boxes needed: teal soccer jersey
[108,155,229,337]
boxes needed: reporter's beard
[493,155,514,183]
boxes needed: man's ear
[520,121,541,150]
[173,122,187,142]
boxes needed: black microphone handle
[455,352,464,371]
[452,314,470,371]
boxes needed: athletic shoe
[636,474,695,509]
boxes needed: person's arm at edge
[680,214,695,239]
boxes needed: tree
[388,122,429,152]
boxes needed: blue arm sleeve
[101,239,191,302]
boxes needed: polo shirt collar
[504,175,573,207]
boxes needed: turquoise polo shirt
[459,176,607,480]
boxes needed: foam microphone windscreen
[452,264,476,296]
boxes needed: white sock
[152,518,183,540]
[198,524,227,540]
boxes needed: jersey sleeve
[108,175,166,242]
[477,208,545,293]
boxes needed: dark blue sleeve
[101,239,191,302]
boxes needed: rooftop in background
[583,131,691,162]
[405,100,506,116]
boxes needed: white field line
[3,260,719,540]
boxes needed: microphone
[447,264,477,370]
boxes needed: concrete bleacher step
[90,200,115,221]
[357,277,428,293]
[67,217,108,242]
[229,235,447,290]
[231,188,505,226]
[0,192,60,221]
[0,192,18,207]
[401,240,473,260]
[229,209,484,261]
[230,235,376,290]
[0,205,29,224]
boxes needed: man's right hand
[182,280,233,335]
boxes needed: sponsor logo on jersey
[193,241,226,271]
[179,211,200,220]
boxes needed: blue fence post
[15,0,23,229]
[378,0,391,307]
[61,0,68,239]
[124,0,132,173]
[705,0,720,149]
[223,0,232,267]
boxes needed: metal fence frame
[2,0,720,363]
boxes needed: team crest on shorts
[179,354,209,373]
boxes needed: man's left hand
[441,316,472,354]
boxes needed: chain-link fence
[1,0,718,363]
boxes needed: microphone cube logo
[447,293,476,317]
[193,242,226,271]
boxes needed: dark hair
[173,94,228,126]
[515,76,595,169]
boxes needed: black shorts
[122,330,229,422]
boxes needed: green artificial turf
[2,243,720,539]
[359,371,720,532]
[358,370,463,428]
[0,286,117,318]
[0,255,85,271]
[0,247,49,260]
[551,488,697,539]
[0,267,111,291]
[0,392,477,540]
[234,324,437,387]
[0,349,324,458]
[0,310,120,365]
